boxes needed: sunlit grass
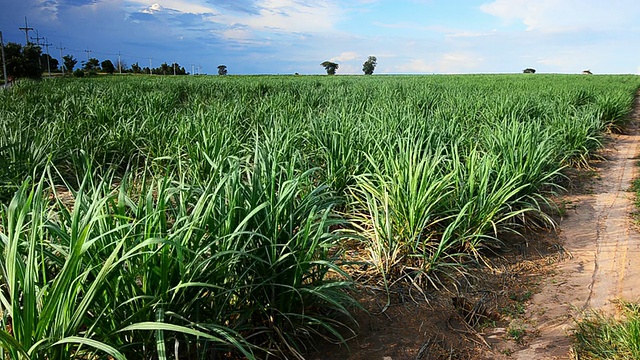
[573,301,640,360]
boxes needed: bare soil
[308,95,640,360]
[510,95,640,360]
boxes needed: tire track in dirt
[513,94,640,359]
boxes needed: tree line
[1,42,189,80]
[75,58,188,77]
[2,41,380,80]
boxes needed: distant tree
[83,57,100,71]
[3,43,22,78]
[115,59,127,73]
[523,68,536,74]
[131,62,142,74]
[217,65,228,75]
[157,62,171,75]
[101,59,115,74]
[73,69,85,77]
[40,53,59,72]
[4,42,42,79]
[321,61,339,75]
[170,63,187,75]
[63,54,77,74]
[362,56,377,75]
[143,66,150,75]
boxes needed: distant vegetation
[0,74,638,359]
[362,55,377,75]
[1,41,189,81]
[321,60,339,75]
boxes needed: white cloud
[438,53,483,73]
[330,51,359,62]
[126,0,216,14]
[537,53,580,69]
[200,0,343,45]
[396,59,434,73]
[237,0,340,33]
[336,63,359,74]
[222,27,252,41]
[480,0,638,32]
[395,53,484,74]
[141,3,163,14]
[36,0,60,20]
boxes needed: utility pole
[19,17,33,45]
[1,31,7,87]
[84,49,91,62]
[148,57,153,74]
[43,37,52,77]
[173,61,176,76]
[191,64,194,75]
[30,29,44,46]
[117,51,122,74]
[56,43,66,73]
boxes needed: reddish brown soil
[511,96,640,360]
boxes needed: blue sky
[1,0,639,75]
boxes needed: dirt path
[512,96,640,359]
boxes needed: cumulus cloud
[141,3,163,14]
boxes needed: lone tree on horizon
[362,56,377,75]
[321,61,339,75]
[217,65,227,75]
[101,59,115,74]
[83,57,100,72]
[523,68,536,74]
[63,55,77,74]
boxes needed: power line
[117,51,122,74]
[30,29,44,47]
[1,31,8,87]
[43,37,53,77]
[18,17,33,45]
[56,43,66,73]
